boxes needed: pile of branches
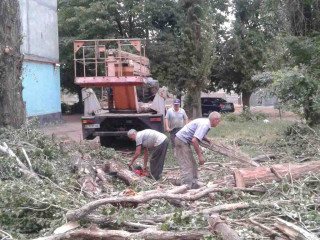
[1,121,320,240]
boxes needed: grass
[207,119,293,143]
[164,119,295,168]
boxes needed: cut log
[33,225,210,240]
[274,218,319,240]
[208,214,241,240]
[200,141,260,167]
[96,167,113,189]
[102,160,148,186]
[233,161,320,187]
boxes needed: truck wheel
[100,137,115,147]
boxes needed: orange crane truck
[73,39,164,146]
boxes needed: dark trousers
[150,138,169,180]
[169,127,182,149]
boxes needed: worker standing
[165,99,189,155]
[175,112,221,189]
[127,129,169,180]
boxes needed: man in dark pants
[127,129,169,180]
[165,99,188,155]
[175,111,221,189]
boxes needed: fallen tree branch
[66,186,265,221]
[142,199,301,223]
[22,147,33,171]
[274,218,319,240]
[248,218,282,237]
[0,142,39,180]
[200,141,260,167]
[33,225,211,240]
[208,214,240,240]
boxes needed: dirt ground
[42,114,88,142]
[42,106,299,142]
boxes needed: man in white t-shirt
[127,129,169,180]
[175,111,221,189]
[165,99,188,154]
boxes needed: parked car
[201,97,235,116]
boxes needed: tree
[149,0,229,118]
[0,0,25,127]
[211,0,281,110]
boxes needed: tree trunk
[0,0,26,127]
[242,91,252,111]
[185,90,202,119]
[233,161,320,187]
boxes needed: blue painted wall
[22,61,61,117]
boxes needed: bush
[223,111,268,122]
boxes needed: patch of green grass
[164,120,295,168]
[208,120,293,143]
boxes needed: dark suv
[201,97,235,116]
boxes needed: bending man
[175,111,221,189]
[127,129,169,180]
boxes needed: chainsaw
[128,164,150,176]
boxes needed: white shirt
[165,107,188,130]
[136,129,167,148]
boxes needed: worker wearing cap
[165,99,189,155]
[175,111,221,189]
[127,129,169,180]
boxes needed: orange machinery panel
[115,66,134,77]
[113,86,138,110]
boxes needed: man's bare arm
[143,147,148,170]
[129,145,142,166]
[202,137,211,143]
[191,137,205,165]
[165,118,170,132]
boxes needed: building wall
[19,0,61,122]
[22,61,61,116]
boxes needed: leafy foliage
[210,0,282,109]
[0,120,117,239]
[222,111,268,122]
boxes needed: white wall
[19,0,59,62]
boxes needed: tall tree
[0,0,25,127]
[211,0,281,109]
[178,0,216,117]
